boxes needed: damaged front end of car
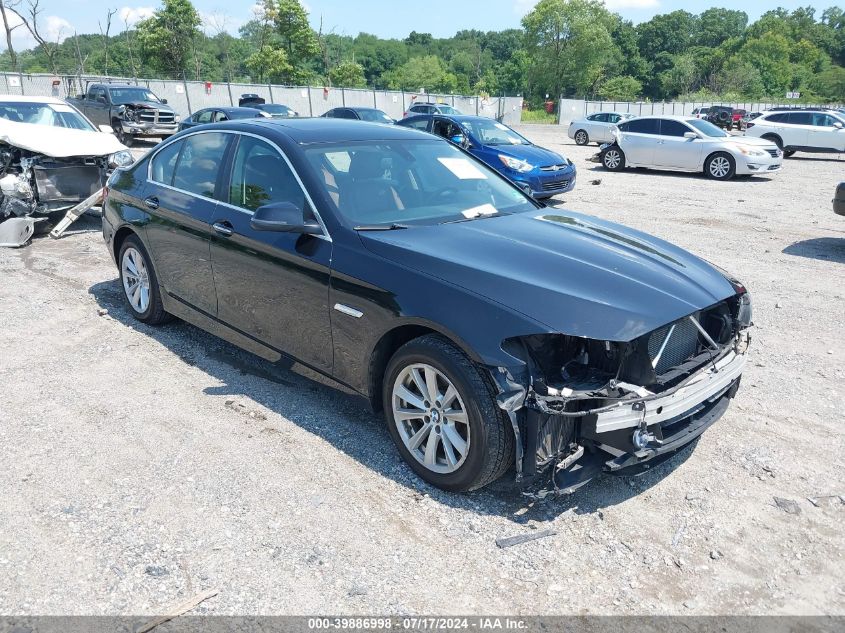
[0,137,133,242]
[491,290,753,498]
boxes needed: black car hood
[359,210,737,342]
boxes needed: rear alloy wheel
[119,235,169,324]
[574,130,589,145]
[602,147,625,171]
[705,152,735,180]
[384,335,513,492]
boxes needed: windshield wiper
[353,223,410,231]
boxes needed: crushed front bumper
[120,121,179,138]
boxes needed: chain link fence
[0,71,524,125]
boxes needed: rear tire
[112,120,133,147]
[762,134,783,151]
[383,334,513,492]
[574,130,589,145]
[705,152,736,180]
[118,234,169,324]
[602,146,625,171]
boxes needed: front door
[209,134,334,372]
[143,132,230,316]
[654,119,703,169]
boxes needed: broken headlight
[736,291,753,328]
[108,150,134,169]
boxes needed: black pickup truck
[67,83,180,146]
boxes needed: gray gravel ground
[0,126,843,616]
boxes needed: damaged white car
[0,95,134,243]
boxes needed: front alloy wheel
[574,130,589,145]
[603,147,625,171]
[705,152,735,180]
[383,335,513,492]
[392,364,470,473]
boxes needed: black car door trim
[147,128,332,242]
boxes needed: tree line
[0,0,843,104]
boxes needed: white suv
[745,110,845,156]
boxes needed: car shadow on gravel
[581,164,778,182]
[783,237,845,263]
[88,278,695,523]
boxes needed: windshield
[462,118,530,145]
[260,104,293,116]
[0,102,95,130]
[685,119,728,137]
[358,109,393,123]
[305,140,536,227]
[438,105,460,115]
[108,88,161,105]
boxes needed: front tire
[112,120,133,147]
[602,146,625,171]
[574,130,589,145]
[118,235,169,324]
[383,335,513,492]
[705,152,735,180]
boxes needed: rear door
[618,118,659,166]
[209,133,334,372]
[143,131,231,316]
[588,113,611,142]
[654,119,702,169]
[784,112,811,147]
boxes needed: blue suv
[398,114,576,198]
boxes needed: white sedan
[599,115,782,180]
[567,112,634,145]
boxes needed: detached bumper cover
[121,121,179,136]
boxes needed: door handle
[143,196,159,210]
[212,221,234,237]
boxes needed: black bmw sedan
[102,119,752,495]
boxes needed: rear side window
[659,120,691,137]
[786,112,812,125]
[765,113,788,123]
[173,132,229,199]
[195,110,213,123]
[624,118,660,134]
[228,136,305,213]
[150,140,183,185]
[401,117,430,131]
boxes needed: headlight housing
[738,146,766,157]
[174,114,181,122]
[108,150,134,168]
[498,154,533,173]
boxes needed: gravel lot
[0,126,843,617]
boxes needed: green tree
[659,52,699,96]
[736,32,794,96]
[136,0,202,79]
[637,10,697,59]
[695,8,748,47]
[522,0,618,98]
[598,76,642,101]
[384,55,458,93]
[245,46,291,83]
[328,59,366,87]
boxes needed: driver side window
[228,136,305,213]
[196,110,213,123]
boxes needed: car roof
[0,95,67,104]
[347,107,384,113]
[203,106,264,115]
[624,114,696,122]
[233,117,434,144]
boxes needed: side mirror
[449,134,466,146]
[99,124,114,134]
[834,122,843,129]
[161,98,168,104]
[250,201,322,235]
[684,131,699,139]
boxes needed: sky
[4,0,831,49]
